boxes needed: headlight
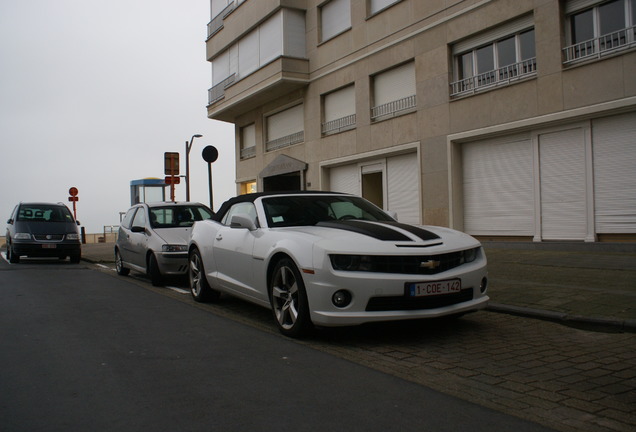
[462,247,479,263]
[66,233,80,241]
[14,233,32,240]
[162,244,188,252]
[330,255,373,272]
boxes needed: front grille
[33,234,64,241]
[330,249,477,275]
[366,288,474,312]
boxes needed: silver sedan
[115,202,213,286]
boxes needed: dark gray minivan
[5,202,81,263]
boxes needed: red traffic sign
[68,196,79,202]
[164,152,180,176]
[69,187,79,197]
[164,176,180,185]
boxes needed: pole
[185,140,190,202]
[207,163,214,210]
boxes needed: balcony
[563,26,636,64]
[450,57,537,98]
[322,114,356,135]
[207,56,309,123]
[266,131,304,152]
[371,95,416,121]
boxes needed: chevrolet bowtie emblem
[420,260,441,269]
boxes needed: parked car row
[5,193,489,337]
[114,192,489,337]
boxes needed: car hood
[153,227,191,245]
[279,220,480,252]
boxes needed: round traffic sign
[202,146,219,163]
[69,187,79,197]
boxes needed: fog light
[480,277,488,293]
[332,290,352,308]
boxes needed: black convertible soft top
[213,191,345,222]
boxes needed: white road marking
[167,286,189,295]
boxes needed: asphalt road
[0,257,557,432]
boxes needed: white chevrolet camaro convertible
[188,192,489,337]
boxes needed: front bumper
[304,260,489,327]
[156,252,189,275]
[12,242,81,258]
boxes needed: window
[369,0,401,15]
[208,9,306,105]
[266,104,304,151]
[240,124,256,159]
[132,207,146,228]
[451,16,536,97]
[371,62,416,121]
[564,0,636,63]
[221,202,258,226]
[322,85,356,135]
[321,0,351,42]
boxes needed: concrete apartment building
[205,0,636,243]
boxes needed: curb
[487,303,636,333]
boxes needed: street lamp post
[185,134,203,201]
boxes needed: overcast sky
[0,0,236,234]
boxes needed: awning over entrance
[259,155,308,192]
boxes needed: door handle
[215,234,223,241]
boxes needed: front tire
[189,248,220,302]
[148,253,163,286]
[115,249,130,275]
[7,244,20,264]
[269,258,312,338]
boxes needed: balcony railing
[240,145,256,160]
[370,95,416,121]
[450,57,537,97]
[207,74,236,105]
[266,131,304,152]
[563,26,636,64]
[321,114,356,135]
[207,2,236,39]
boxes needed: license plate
[42,244,57,249]
[408,279,461,297]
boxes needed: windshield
[17,205,74,223]
[149,206,213,228]
[262,195,395,227]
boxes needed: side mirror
[76,220,81,226]
[131,225,146,233]
[230,215,257,231]
[7,218,13,224]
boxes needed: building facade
[205,0,636,242]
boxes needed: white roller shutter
[267,104,304,141]
[283,9,306,58]
[260,12,282,66]
[387,153,419,224]
[539,128,587,240]
[463,134,534,236]
[373,62,415,106]
[593,112,636,233]
[324,85,355,122]
[239,29,259,78]
[321,0,351,41]
[329,164,359,194]
[370,0,400,14]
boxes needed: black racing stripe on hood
[383,222,441,241]
[316,220,411,241]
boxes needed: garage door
[462,134,534,236]
[538,127,587,240]
[593,112,636,234]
